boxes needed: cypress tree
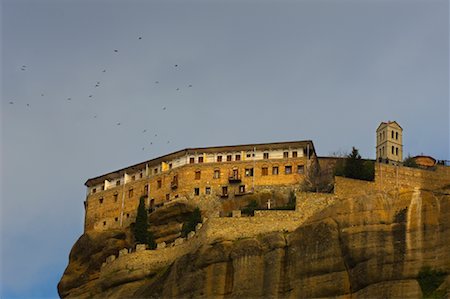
[344,147,364,179]
[134,196,148,244]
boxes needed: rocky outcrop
[59,186,450,298]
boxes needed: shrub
[404,154,419,168]
[181,207,202,237]
[417,266,447,298]
[241,200,258,216]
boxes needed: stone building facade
[376,121,403,164]
[84,140,317,232]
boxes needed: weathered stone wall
[375,163,450,192]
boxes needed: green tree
[181,208,202,237]
[133,196,156,248]
[403,154,418,168]
[344,147,364,179]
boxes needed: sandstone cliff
[59,184,450,298]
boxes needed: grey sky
[1,0,449,297]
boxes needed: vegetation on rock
[134,196,156,249]
[181,207,202,237]
[335,147,374,181]
[417,266,447,299]
[403,154,419,168]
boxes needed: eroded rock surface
[59,187,450,298]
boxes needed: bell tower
[376,121,403,164]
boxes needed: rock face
[59,187,450,298]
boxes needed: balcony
[228,171,241,183]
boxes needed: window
[103,221,106,226]
[227,155,232,161]
[140,173,143,179]
[144,184,149,195]
[169,163,173,169]
[115,217,118,222]
[217,155,222,162]
[214,169,220,179]
[283,152,289,158]
[195,170,201,180]
[222,186,228,196]
[113,193,118,202]
[379,148,382,157]
[379,132,382,140]
[99,197,103,204]
[262,167,268,176]
[166,194,170,201]
[154,168,158,174]
[157,179,162,189]
[205,187,211,195]
[391,131,394,139]
[126,213,130,218]
[235,154,241,161]
[194,188,200,196]
[391,146,394,154]
[128,188,134,198]
[297,165,304,174]
[101,185,105,191]
[239,185,245,193]
[396,132,399,140]
[285,166,292,174]
[131,175,136,181]
[272,166,279,175]
[190,157,195,164]
[396,147,399,156]
[116,180,120,186]
[263,152,269,159]
[198,156,204,163]
[292,151,298,158]
[245,168,254,176]
[92,188,96,194]
[246,153,251,158]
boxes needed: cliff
[58,178,450,298]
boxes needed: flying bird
[114,50,118,53]
[26,104,30,107]
[176,88,180,91]
[155,81,159,84]
[67,98,71,101]
[188,84,192,87]
[41,94,44,96]
[142,129,147,133]
[9,101,14,104]
[102,70,106,73]
[94,115,97,118]
[117,122,121,126]
[174,64,178,67]
[138,37,142,40]
[162,107,166,110]
[89,95,93,98]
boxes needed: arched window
[396,132,398,140]
[391,146,394,154]
[391,131,394,138]
[396,147,399,156]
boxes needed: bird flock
[7,35,195,153]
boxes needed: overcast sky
[1,0,449,297]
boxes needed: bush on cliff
[134,196,156,249]
[417,266,447,298]
[181,207,202,237]
[241,200,259,216]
